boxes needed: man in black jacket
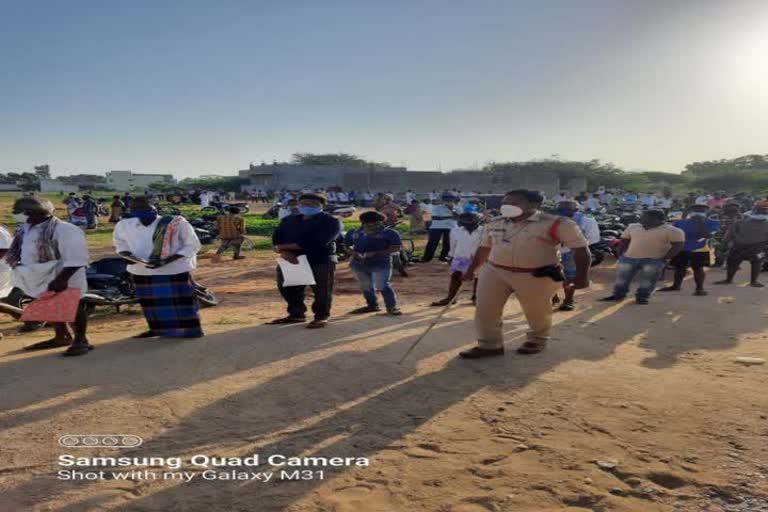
[269,193,341,329]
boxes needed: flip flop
[24,339,73,351]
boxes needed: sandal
[517,341,547,355]
[430,299,456,307]
[62,344,94,357]
[24,338,73,351]
[266,317,307,325]
[557,302,575,311]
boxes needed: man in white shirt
[405,190,416,204]
[327,190,338,202]
[657,194,673,210]
[641,192,657,208]
[113,197,204,338]
[199,191,211,209]
[585,193,601,211]
[421,196,458,262]
[337,190,348,203]
[8,197,92,356]
[431,212,484,306]
[553,191,568,203]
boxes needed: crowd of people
[2,185,767,360]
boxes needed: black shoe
[387,309,403,316]
[350,306,382,314]
[557,302,575,311]
[635,298,649,305]
[459,347,504,359]
[599,296,623,302]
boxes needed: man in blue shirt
[660,204,719,296]
[345,211,402,315]
[269,193,341,329]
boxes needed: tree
[684,154,768,176]
[34,165,51,179]
[291,152,392,168]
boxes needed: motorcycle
[84,257,219,311]
[201,201,251,214]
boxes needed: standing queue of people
[7,189,768,360]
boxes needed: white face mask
[688,212,707,218]
[13,212,29,224]
[500,204,524,218]
[748,213,768,220]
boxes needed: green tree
[291,152,392,168]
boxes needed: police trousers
[475,264,561,349]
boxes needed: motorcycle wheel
[201,206,218,213]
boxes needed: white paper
[277,255,316,287]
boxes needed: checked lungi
[132,272,204,337]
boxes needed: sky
[1,0,767,177]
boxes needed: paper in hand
[277,255,316,287]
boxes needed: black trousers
[277,262,336,320]
[422,229,451,261]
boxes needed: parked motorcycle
[84,257,218,311]
[201,201,250,214]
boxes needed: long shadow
[0,310,439,432]
[5,284,764,511]
[2,303,618,511]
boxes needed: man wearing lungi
[113,196,204,338]
[7,197,92,356]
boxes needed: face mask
[749,213,768,220]
[688,212,707,218]
[555,208,576,218]
[500,205,524,218]
[299,206,322,216]
[13,212,29,224]
[133,210,158,223]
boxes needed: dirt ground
[0,211,767,511]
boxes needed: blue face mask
[133,210,158,223]
[556,208,576,217]
[299,206,322,216]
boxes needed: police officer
[460,189,591,358]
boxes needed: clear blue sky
[1,0,767,177]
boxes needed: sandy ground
[0,253,767,512]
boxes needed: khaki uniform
[475,211,588,349]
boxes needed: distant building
[0,184,22,192]
[106,170,176,191]
[40,179,79,193]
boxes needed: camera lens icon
[58,435,144,448]
[60,436,80,447]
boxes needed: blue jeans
[612,256,665,300]
[351,264,397,311]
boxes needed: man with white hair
[7,197,92,356]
